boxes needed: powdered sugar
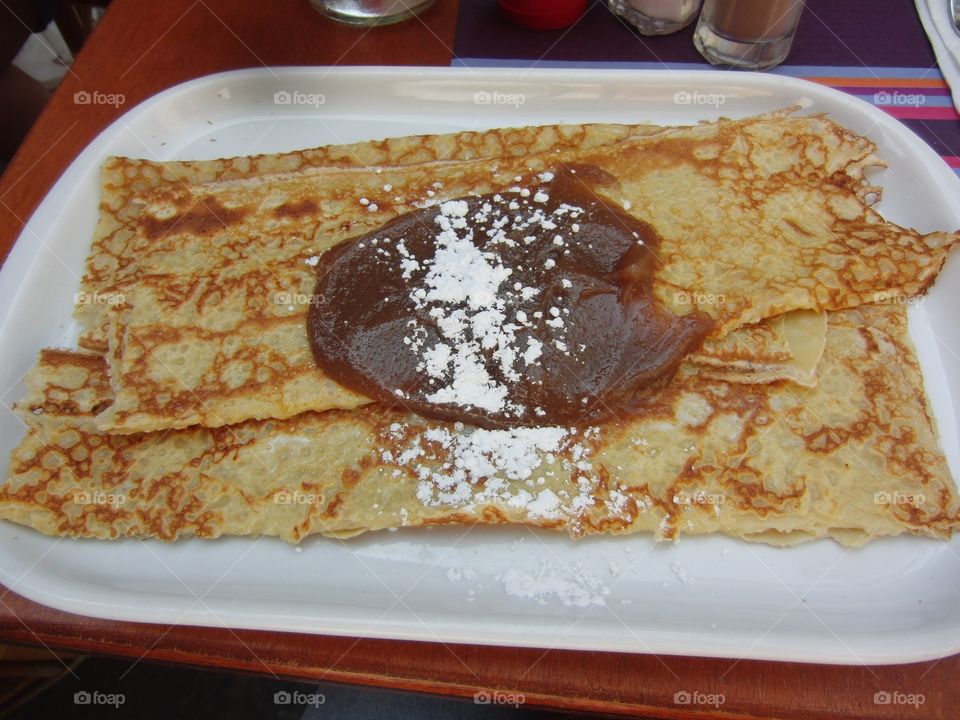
[670,561,694,585]
[382,421,604,531]
[409,201,522,415]
[446,566,479,583]
[497,562,609,607]
[395,179,584,421]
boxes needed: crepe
[77,122,651,351]
[90,112,956,434]
[694,309,828,386]
[2,304,955,546]
[80,121,819,390]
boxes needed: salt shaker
[693,0,806,70]
[608,0,702,36]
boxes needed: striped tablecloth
[453,0,960,176]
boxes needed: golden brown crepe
[2,304,955,546]
[695,309,828,386]
[80,120,818,391]
[77,122,652,352]
[3,112,957,549]
[89,112,957,434]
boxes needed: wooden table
[0,1,957,717]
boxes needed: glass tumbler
[693,0,805,70]
[309,0,437,26]
[608,0,702,35]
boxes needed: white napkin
[916,0,960,112]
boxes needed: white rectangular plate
[1,67,959,665]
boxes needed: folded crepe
[77,122,652,352]
[2,304,955,546]
[3,112,957,549]
[82,112,957,434]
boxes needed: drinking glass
[608,0,702,35]
[693,0,805,70]
[309,0,437,26]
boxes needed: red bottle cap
[498,0,588,31]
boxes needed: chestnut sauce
[308,166,712,428]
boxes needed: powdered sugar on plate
[670,561,694,585]
[446,566,479,583]
[497,561,609,607]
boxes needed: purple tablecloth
[453,0,960,168]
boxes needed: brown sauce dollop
[308,166,712,429]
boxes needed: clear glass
[309,0,436,26]
[608,0,702,35]
[693,0,805,70]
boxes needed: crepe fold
[3,112,958,548]
[2,304,956,546]
[75,111,960,434]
